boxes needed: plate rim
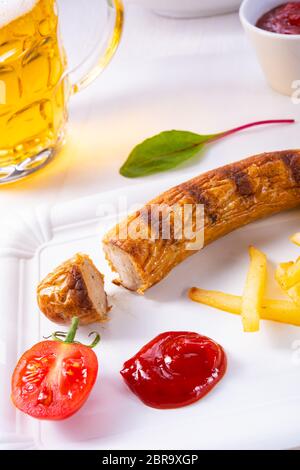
[1,177,300,450]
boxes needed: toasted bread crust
[103,150,300,293]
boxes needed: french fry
[276,260,300,290]
[275,253,300,307]
[275,261,295,290]
[188,288,300,327]
[241,246,267,332]
[189,288,241,314]
[286,284,300,307]
[290,232,300,247]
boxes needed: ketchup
[256,2,300,35]
[120,331,227,409]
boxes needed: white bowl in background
[240,0,300,96]
[127,0,242,18]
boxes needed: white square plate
[1,176,300,450]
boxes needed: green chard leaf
[120,130,215,177]
[119,120,295,178]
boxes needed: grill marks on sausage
[138,205,168,240]
[112,152,300,260]
[228,170,253,196]
[180,182,218,224]
[282,153,300,184]
[160,153,300,236]
[181,169,254,224]
[129,166,258,239]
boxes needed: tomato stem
[64,317,79,343]
[88,331,101,349]
[51,317,101,348]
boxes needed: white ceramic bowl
[240,0,300,96]
[128,0,242,18]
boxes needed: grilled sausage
[37,253,110,325]
[103,150,300,293]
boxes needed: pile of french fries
[189,233,300,332]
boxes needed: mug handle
[70,0,124,95]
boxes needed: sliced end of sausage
[103,241,144,293]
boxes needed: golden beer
[0,0,123,182]
[0,0,69,173]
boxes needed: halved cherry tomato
[11,318,99,420]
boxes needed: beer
[0,0,69,171]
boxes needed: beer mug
[0,0,123,183]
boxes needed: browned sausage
[103,150,300,293]
[37,253,109,325]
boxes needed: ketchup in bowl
[256,2,300,35]
[120,331,227,409]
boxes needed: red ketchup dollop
[120,331,227,409]
[256,2,300,35]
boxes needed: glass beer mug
[0,0,123,183]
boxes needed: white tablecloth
[2,2,300,450]
[1,3,299,226]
